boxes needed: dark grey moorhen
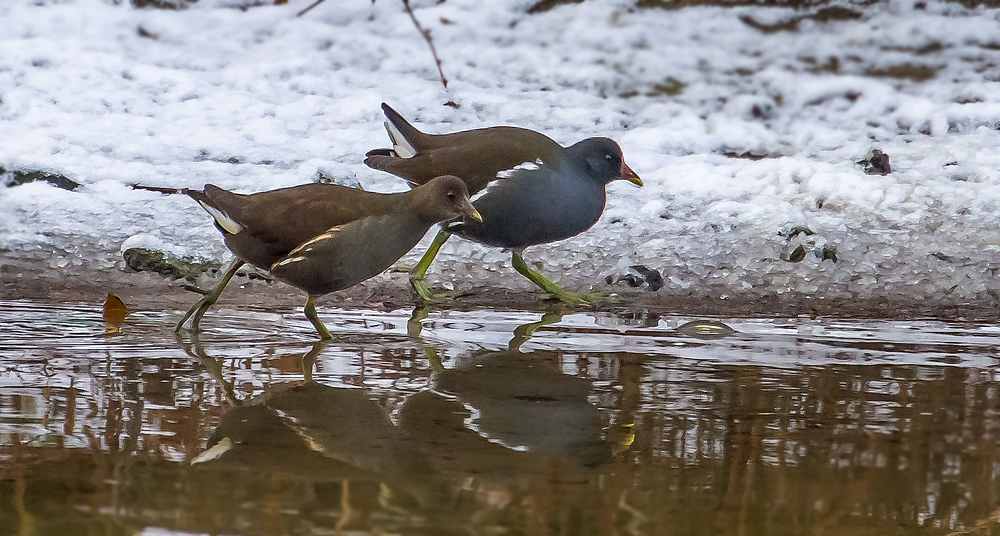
[175,175,481,339]
[365,103,642,305]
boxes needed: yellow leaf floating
[103,292,128,333]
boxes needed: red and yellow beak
[619,161,643,186]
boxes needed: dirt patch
[4,268,998,323]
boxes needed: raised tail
[380,103,425,158]
[184,185,244,235]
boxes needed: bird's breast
[456,173,607,249]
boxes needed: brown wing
[270,212,431,297]
[365,104,562,195]
[189,183,397,269]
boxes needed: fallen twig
[130,183,183,195]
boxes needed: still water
[2,299,1000,535]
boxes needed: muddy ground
[4,266,998,323]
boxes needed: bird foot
[410,279,471,304]
[541,289,615,307]
[175,295,215,333]
[181,284,211,296]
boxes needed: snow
[2,0,1000,308]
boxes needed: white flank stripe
[385,120,416,158]
[472,159,543,202]
[199,201,242,234]
[274,256,306,268]
[297,227,342,249]
[496,159,541,179]
[470,184,496,203]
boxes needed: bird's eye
[447,191,456,199]
[604,154,614,161]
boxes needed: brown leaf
[103,293,128,333]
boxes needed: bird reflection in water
[179,311,613,529]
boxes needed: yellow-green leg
[424,347,445,374]
[176,331,242,406]
[304,296,333,340]
[406,306,448,373]
[407,305,433,338]
[175,259,245,333]
[510,251,609,306]
[409,229,469,303]
[301,339,330,382]
[508,311,564,351]
[406,305,447,373]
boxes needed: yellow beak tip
[628,177,644,187]
[468,209,483,223]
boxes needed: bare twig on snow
[295,0,449,90]
[296,0,326,17]
[401,0,449,89]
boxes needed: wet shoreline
[4,268,1000,324]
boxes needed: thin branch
[295,0,448,90]
[296,0,326,17]
[402,0,448,89]
[130,183,183,195]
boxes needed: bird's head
[571,137,643,187]
[418,175,483,224]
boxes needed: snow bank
[2,0,999,308]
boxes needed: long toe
[410,278,471,304]
[543,289,614,307]
[175,297,213,332]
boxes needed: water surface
[2,300,1000,535]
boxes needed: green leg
[510,251,609,306]
[424,347,445,374]
[405,305,448,374]
[409,229,469,303]
[301,339,330,383]
[176,331,242,406]
[508,311,564,351]
[406,305,446,373]
[407,305,433,338]
[175,259,245,333]
[304,296,333,340]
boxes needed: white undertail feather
[384,120,416,159]
[199,201,243,234]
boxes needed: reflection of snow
[2,0,1000,306]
